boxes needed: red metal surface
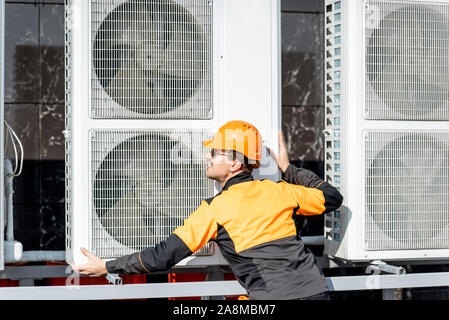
[168,272,245,300]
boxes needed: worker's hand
[71,247,108,276]
[268,130,291,173]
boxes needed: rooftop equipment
[65,0,281,266]
[324,0,449,262]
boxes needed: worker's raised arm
[283,164,343,215]
[105,201,217,274]
[270,130,343,216]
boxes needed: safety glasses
[209,149,229,158]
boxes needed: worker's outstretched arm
[72,233,194,276]
[104,232,193,274]
[105,201,217,274]
[72,201,217,276]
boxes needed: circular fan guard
[93,133,195,250]
[366,134,449,248]
[93,0,205,115]
[366,5,449,117]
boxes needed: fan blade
[101,188,149,243]
[150,70,198,106]
[134,42,164,72]
[100,186,171,249]
[158,21,204,80]
[159,162,207,219]
[133,15,170,72]
[93,44,134,89]
[105,58,162,112]
[106,58,191,113]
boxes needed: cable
[4,120,24,177]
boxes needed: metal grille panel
[64,0,74,253]
[365,1,449,120]
[90,129,215,259]
[91,0,212,119]
[365,131,449,250]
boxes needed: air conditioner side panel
[324,0,366,260]
[216,0,281,157]
[0,0,5,271]
[323,0,370,261]
[67,0,91,265]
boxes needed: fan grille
[90,129,214,259]
[365,1,449,120]
[365,131,449,251]
[91,0,212,119]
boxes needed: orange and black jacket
[106,164,343,299]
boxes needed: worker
[72,120,343,300]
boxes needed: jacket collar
[222,172,254,191]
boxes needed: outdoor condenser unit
[64,0,281,266]
[324,0,449,262]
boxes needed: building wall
[5,0,65,251]
[281,0,325,238]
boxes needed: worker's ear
[229,159,243,173]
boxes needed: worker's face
[205,149,234,181]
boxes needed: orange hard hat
[203,120,263,161]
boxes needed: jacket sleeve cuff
[316,182,344,213]
[105,252,146,275]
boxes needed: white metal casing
[65,0,281,266]
[0,0,5,271]
[324,0,449,262]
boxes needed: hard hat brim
[203,138,219,149]
[203,121,263,161]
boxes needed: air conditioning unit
[65,0,281,266]
[324,0,449,262]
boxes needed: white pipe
[0,0,4,271]
[301,236,325,246]
[19,251,66,262]
[4,121,24,177]
[4,240,23,263]
[4,158,14,241]
[4,245,66,263]
[4,157,66,263]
